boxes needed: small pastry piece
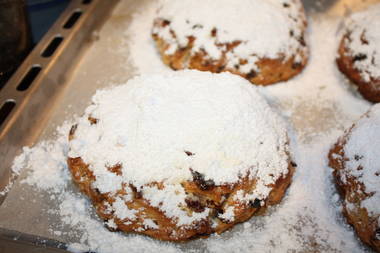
[336,4,380,103]
[152,0,308,86]
[67,70,295,241]
[329,104,380,252]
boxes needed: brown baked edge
[67,155,295,242]
[152,26,308,86]
[336,35,380,103]
[328,133,380,252]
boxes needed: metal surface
[0,0,118,201]
[0,0,379,252]
[0,0,118,251]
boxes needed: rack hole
[0,100,16,128]
[63,10,82,29]
[17,65,41,91]
[82,0,92,4]
[41,36,63,57]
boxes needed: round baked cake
[67,70,295,241]
[329,104,380,252]
[336,4,380,103]
[151,0,308,86]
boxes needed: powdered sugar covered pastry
[67,70,295,241]
[329,104,380,252]
[337,4,380,103]
[151,0,308,86]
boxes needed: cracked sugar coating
[337,3,380,102]
[151,0,308,85]
[68,70,294,241]
[329,104,380,252]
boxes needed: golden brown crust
[328,126,380,252]
[337,34,380,103]
[67,123,295,241]
[151,13,308,86]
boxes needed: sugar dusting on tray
[7,1,376,253]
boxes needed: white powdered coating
[4,1,378,252]
[68,70,289,226]
[344,4,380,81]
[16,124,72,193]
[142,183,211,226]
[153,0,306,73]
[68,70,289,189]
[343,104,380,215]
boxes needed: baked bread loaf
[329,104,380,252]
[336,4,380,103]
[67,70,295,241]
[151,0,308,86]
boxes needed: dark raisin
[249,198,261,208]
[185,150,195,156]
[289,30,294,37]
[290,161,298,167]
[353,54,367,62]
[297,35,306,47]
[203,60,212,67]
[185,198,205,212]
[246,70,257,79]
[234,64,240,70]
[162,19,170,26]
[375,228,380,240]
[292,62,302,69]
[216,65,225,73]
[88,116,98,125]
[360,31,369,45]
[357,165,363,171]
[69,124,78,136]
[191,169,215,190]
[283,3,290,8]
[130,185,142,199]
[211,28,217,37]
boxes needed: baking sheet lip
[0,0,120,250]
[0,226,68,250]
[0,0,96,134]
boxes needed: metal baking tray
[0,0,378,252]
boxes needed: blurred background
[0,0,70,89]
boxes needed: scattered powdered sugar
[14,124,182,253]
[15,124,72,193]
[152,0,307,74]
[342,104,380,216]
[343,3,380,81]
[3,1,379,252]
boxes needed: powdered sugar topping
[342,104,380,216]
[69,70,289,189]
[152,0,307,74]
[343,4,380,81]
[68,70,290,226]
